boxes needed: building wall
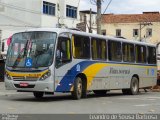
[101,22,160,44]
[0,0,80,58]
[79,12,97,34]
[41,0,58,27]
[41,0,80,28]
[60,0,80,28]
[2,0,42,27]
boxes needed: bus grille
[12,76,38,81]
[14,84,35,88]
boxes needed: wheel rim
[132,80,138,92]
[77,80,82,96]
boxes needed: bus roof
[21,27,156,47]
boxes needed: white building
[0,0,80,59]
[78,10,97,34]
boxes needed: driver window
[56,34,71,67]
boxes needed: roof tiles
[102,12,160,23]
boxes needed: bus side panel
[87,64,157,90]
[138,66,157,88]
[88,64,131,90]
[54,60,157,92]
[54,63,75,92]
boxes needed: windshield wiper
[12,40,30,68]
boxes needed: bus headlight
[5,72,12,80]
[39,70,51,81]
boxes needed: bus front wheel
[33,92,44,99]
[71,77,82,100]
[122,77,139,95]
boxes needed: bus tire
[130,77,139,95]
[122,77,139,95]
[82,80,87,98]
[82,87,87,98]
[93,90,107,95]
[33,92,44,99]
[71,77,82,100]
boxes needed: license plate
[20,83,29,87]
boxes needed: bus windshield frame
[6,31,57,68]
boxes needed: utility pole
[97,0,101,34]
[89,8,92,33]
[57,3,60,28]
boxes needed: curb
[151,85,160,92]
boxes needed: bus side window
[91,38,107,60]
[72,35,90,59]
[56,36,71,67]
[135,45,146,63]
[108,40,122,61]
[122,43,135,62]
[148,46,156,64]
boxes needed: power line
[90,0,105,6]
[103,0,113,14]
[90,0,97,5]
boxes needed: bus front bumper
[5,78,54,92]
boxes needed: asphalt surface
[0,82,160,114]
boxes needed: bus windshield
[6,31,57,68]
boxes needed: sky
[79,0,160,14]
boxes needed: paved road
[0,82,160,114]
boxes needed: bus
[5,28,157,99]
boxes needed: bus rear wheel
[71,77,82,100]
[33,92,44,99]
[122,77,139,95]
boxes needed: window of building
[135,45,146,63]
[66,5,77,18]
[122,43,135,62]
[73,35,90,59]
[43,1,56,16]
[116,29,121,37]
[108,40,122,61]
[133,29,139,37]
[148,46,156,64]
[101,30,106,36]
[91,38,107,60]
[146,28,152,37]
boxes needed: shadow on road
[5,90,148,102]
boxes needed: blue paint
[55,61,96,92]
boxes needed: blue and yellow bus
[5,28,157,99]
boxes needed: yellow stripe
[82,63,108,89]
[6,69,48,78]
